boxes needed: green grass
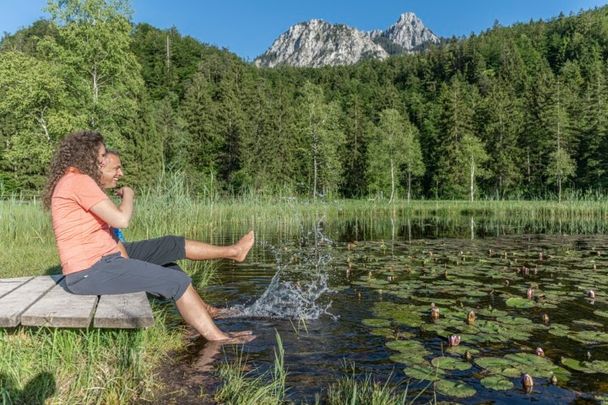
[3,196,608,403]
[215,331,286,405]
[0,307,185,404]
[326,374,409,405]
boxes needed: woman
[43,130,254,343]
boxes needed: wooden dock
[0,276,154,328]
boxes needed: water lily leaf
[480,376,514,390]
[561,357,593,373]
[404,365,444,381]
[385,340,427,354]
[586,360,608,374]
[435,380,476,398]
[504,353,555,371]
[476,308,508,317]
[369,328,394,337]
[475,357,513,370]
[431,356,472,371]
[498,316,534,326]
[548,324,570,337]
[500,367,524,378]
[445,345,480,355]
[505,297,535,308]
[362,318,391,328]
[573,319,604,327]
[569,330,608,344]
[390,352,428,366]
[594,310,608,318]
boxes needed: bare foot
[233,231,255,262]
[193,341,223,372]
[212,330,256,344]
[214,307,240,319]
[206,305,239,319]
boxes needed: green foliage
[367,109,424,201]
[2,2,608,199]
[0,51,73,190]
[297,82,345,198]
[216,331,287,404]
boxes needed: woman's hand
[114,186,134,199]
[91,188,134,229]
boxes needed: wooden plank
[94,292,154,328]
[0,277,33,299]
[0,275,63,327]
[21,279,98,328]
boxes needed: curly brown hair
[42,131,106,209]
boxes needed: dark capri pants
[65,236,192,301]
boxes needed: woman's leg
[176,284,254,342]
[185,231,255,262]
[67,256,254,342]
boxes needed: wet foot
[233,231,255,262]
[207,306,239,319]
[212,330,256,344]
[215,307,240,319]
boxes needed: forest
[1,1,607,201]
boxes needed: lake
[173,214,608,403]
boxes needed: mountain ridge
[255,12,440,68]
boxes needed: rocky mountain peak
[255,12,439,68]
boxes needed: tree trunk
[92,65,99,104]
[166,34,171,70]
[470,156,475,202]
[313,149,318,200]
[498,175,503,200]
[558,176,562,203]
[407,169,412,203]
[527,149,531,185]
[389,159,395,203]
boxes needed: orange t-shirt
[51,171,120,274]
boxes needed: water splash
[234,222,336,320]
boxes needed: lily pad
[505,297,535,308]
[431,356,472,371]
[548,324,570,337]
[594,310,608,318]
[573,319,604,327]
[369,328,394,337]
[390,352,428,366]
[480,376,514,390]
[586,360,608,374]
[362,318,391,328]
[475,357,513,371]
[404,365,444,381]
[385,340,426,353]
[435,380,476,398]
[569,330,608,344]
[561,357,594,373]
[445,345,480,356]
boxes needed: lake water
[182,216,608,403]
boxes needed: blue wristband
[112,227,126,242]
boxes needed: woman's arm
[90,186,134,229]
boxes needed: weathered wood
[21,279,98,328]
[0,276,155,329]
[0,277,33,299]
[0,275,63,327]
[94,292,154,328]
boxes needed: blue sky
[2,1,607,60]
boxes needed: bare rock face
[255,12,439,68]
[254,19,388,68]
[376,12,440,52]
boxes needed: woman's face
[97,144,107,168]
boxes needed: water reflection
[195,215,608,403]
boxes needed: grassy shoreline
[2,198,608,403]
